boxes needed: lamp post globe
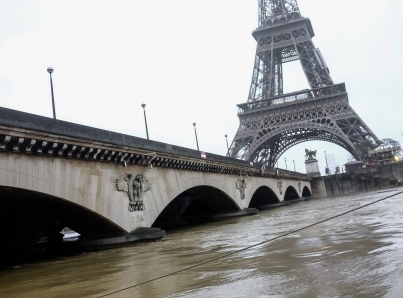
[141,103,146,108]
[47,67,53,74]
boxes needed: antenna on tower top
[259,0,301,28]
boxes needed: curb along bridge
[0,107,311,253]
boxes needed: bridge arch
[248,186,279,209]
[302,186,312,197]
[284,185,300,201]
[0,186,125,249]
[152,185,238,228]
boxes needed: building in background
[368,143,401,165]
[327,154,336,174]
[344,160,364,173]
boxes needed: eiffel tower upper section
[250,0,333,102]
[229,0,380,168]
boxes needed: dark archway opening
[249,186,280,209]
[284,186,299,201]
[0,186,124,265]
[152,186,238,229]
[302,186,312,197]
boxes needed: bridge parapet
[0,107,308,180]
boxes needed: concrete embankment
[311,162,403,197]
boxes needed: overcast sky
[1,0,402,174]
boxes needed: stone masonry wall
[323,162,403,197]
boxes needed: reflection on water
[1,188,403,297]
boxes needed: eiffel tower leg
[295,38,333,88]
[245,35,279,102]
[273,52,283,96]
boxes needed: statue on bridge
[116,174,152,212]
[305,149,317,160]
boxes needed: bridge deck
[0,107,308,179]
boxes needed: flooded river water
[1,188,403,297]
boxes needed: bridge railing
[237,83,346,115]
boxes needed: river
[1,188,403,297]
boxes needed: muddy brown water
[1,188,403,297]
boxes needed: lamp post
[284,157,287,170]
[193,122,199,151]
[225,134,229,156]
[47,67,56,119]
[324,150,329,174]
[293,160,296,172]
[141,103,149,140]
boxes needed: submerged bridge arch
[0,185,125,244]
[284,185,300,201]
[244,178,311,208]
[248,185,280,209]
[302,186,312,197]
[145,172,244,228]
[151,184,239,227]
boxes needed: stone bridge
[0,107,312,249]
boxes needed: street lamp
[193,123,199,151]
[141,103,149,140]
[225,134,229,156]
[284,157,287,170]
[47,67,56,119]
[293,160,296,172]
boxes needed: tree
[381,138,400,148]
[346,154,355,162]
[355,138,377,161]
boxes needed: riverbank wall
[311,162,403,197]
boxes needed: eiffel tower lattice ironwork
[228,0,380,168]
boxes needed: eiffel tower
[228,0,380,168]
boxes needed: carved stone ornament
[277,180,283,195]
[116,174,152,212]
[236,179,247,200]
[297,182,302,193]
